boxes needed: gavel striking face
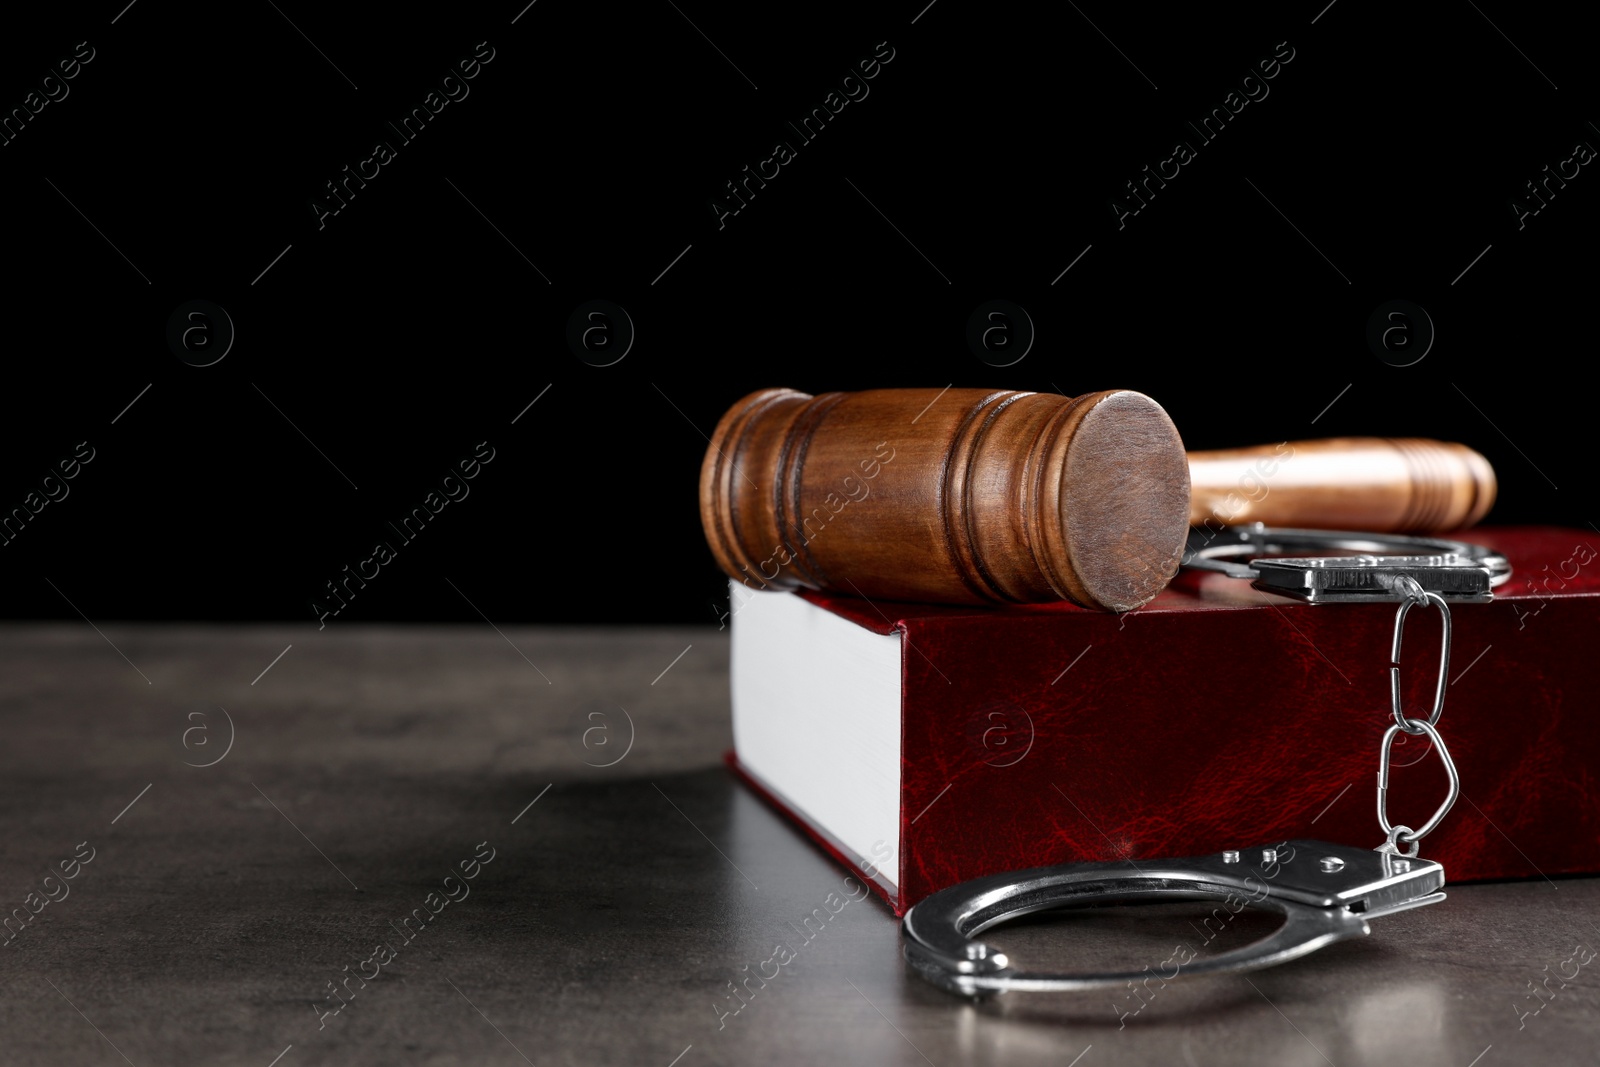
[698,388,1496,613]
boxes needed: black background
[2,1,1592,626]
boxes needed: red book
[726,526,1600,915]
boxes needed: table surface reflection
[0,624,1594,1066]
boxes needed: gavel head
[699,387,1192,612]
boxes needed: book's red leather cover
[732,526,1600,915]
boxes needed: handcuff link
[902,524,1504,995]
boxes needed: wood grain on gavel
[1187,437,1495,532]
[699,388,1498,612]
[699,387,1192,612]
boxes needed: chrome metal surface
[1377,824,1422,860]
[1180,525,1480,861]
[1181,524,1510,603]
[1389,581,1452,732]
[902,840,1446,995]
[1377,720,1460,845]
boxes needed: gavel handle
[1187,437,1496,533]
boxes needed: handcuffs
[902,525,1511,996]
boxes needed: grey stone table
[1,624,1595,1066]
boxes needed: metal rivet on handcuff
[901,525,1505,996]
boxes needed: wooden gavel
[698,388,1497,612]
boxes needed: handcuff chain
[1375,575,1460,854]
[1388,575,1451,733]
